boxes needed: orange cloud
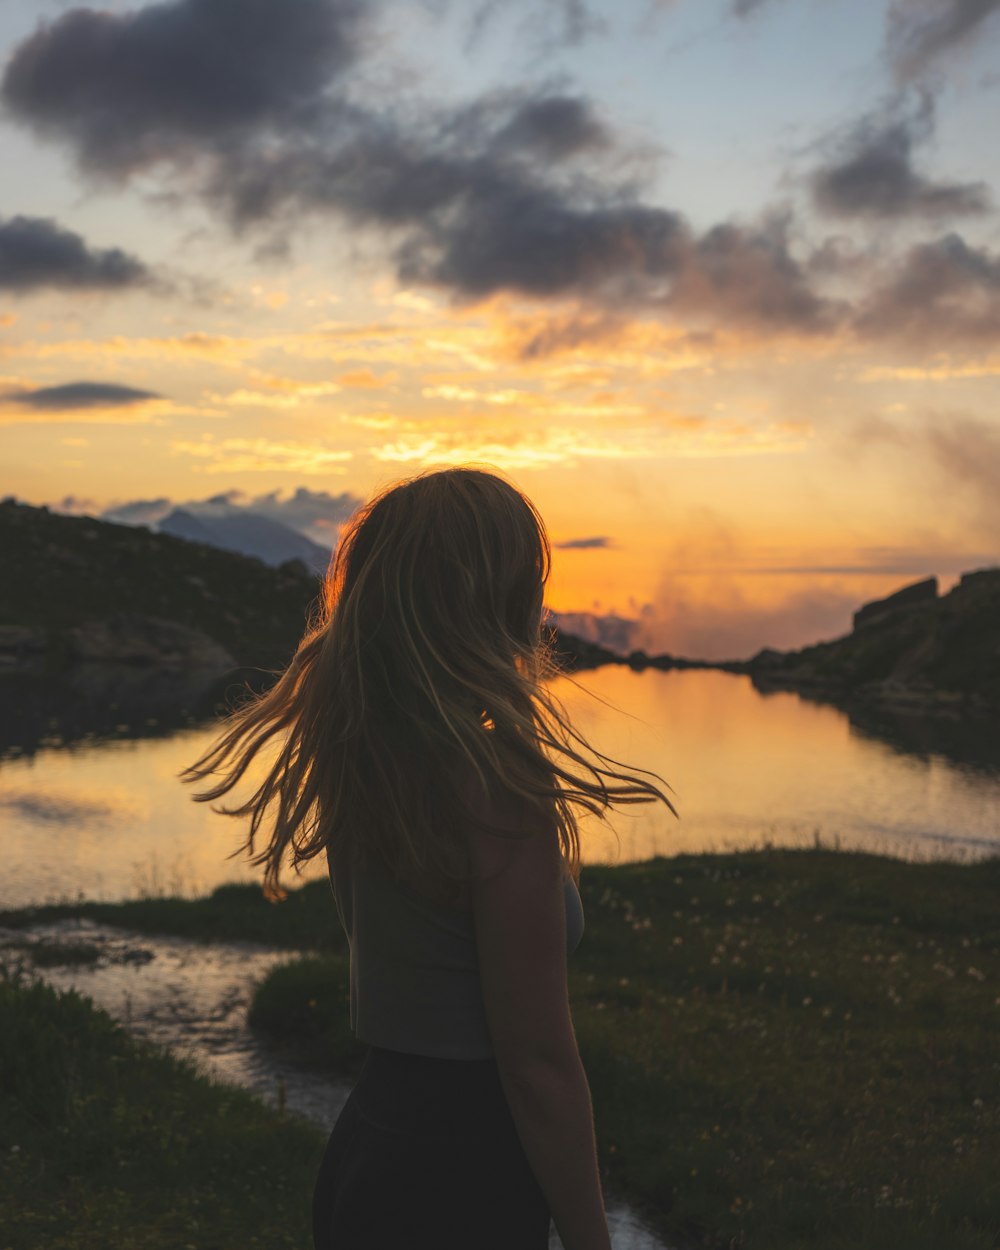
[370,416,813,470]
[861,358,1000,381]
[336,368,395,389]
[171,435,354,474]
[209,378,341,409]
[2,331,253,366]
[338,411,401,429]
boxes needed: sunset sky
[2,0,999,660]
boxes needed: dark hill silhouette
[0,498,321,672]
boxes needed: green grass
[563,849,1000,1248]
[3,848,999,1249]
[0,879,347,952]
[0,968,325,1250]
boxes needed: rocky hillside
[0,499,322,672]
[742,570,1000,714]
[0,499,601,678]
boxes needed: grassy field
[3,847,998,1249]
[0,970,324,1250]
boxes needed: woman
[181,467,676,1250]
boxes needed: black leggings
[312,1044,552,1249]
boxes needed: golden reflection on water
[0,730,330,908]
[2,669,997,909]
[548,667,999,866]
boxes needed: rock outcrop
[743,569,1000,714]
[852,576,938,631]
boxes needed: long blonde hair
[179,466,676,901]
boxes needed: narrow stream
[2,919,672,1250]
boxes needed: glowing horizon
[1,0,998,660]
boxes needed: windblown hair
[179,466,676,902]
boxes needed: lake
[2,666,998,910]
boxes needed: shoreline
[556,645,1000,720]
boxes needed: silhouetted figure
[182,467,676,1250]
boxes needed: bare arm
[469,799,612,1250]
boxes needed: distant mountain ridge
[157,507,332,575]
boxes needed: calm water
[1,667,998,910]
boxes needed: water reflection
[550,667,1000,865]
[0,664,268,759]
[0,727,317,908]
[0,787,130,826]
[0,918,352,1125]
[1,666,997,911]
[835,696,1000,776]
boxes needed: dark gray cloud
[0,215,152,292]
[2,0,366,175]
[888,0,1000,79]
[492,96,611,161]
[680,214,841,333]
[553,535,612,549]
[401,191,686,299]
[8,382,160,409]
[810,96,991,219]
[854,232,1000,344]
[0,0,838,337]
[402,186,840,334]
[806,236,882,280]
